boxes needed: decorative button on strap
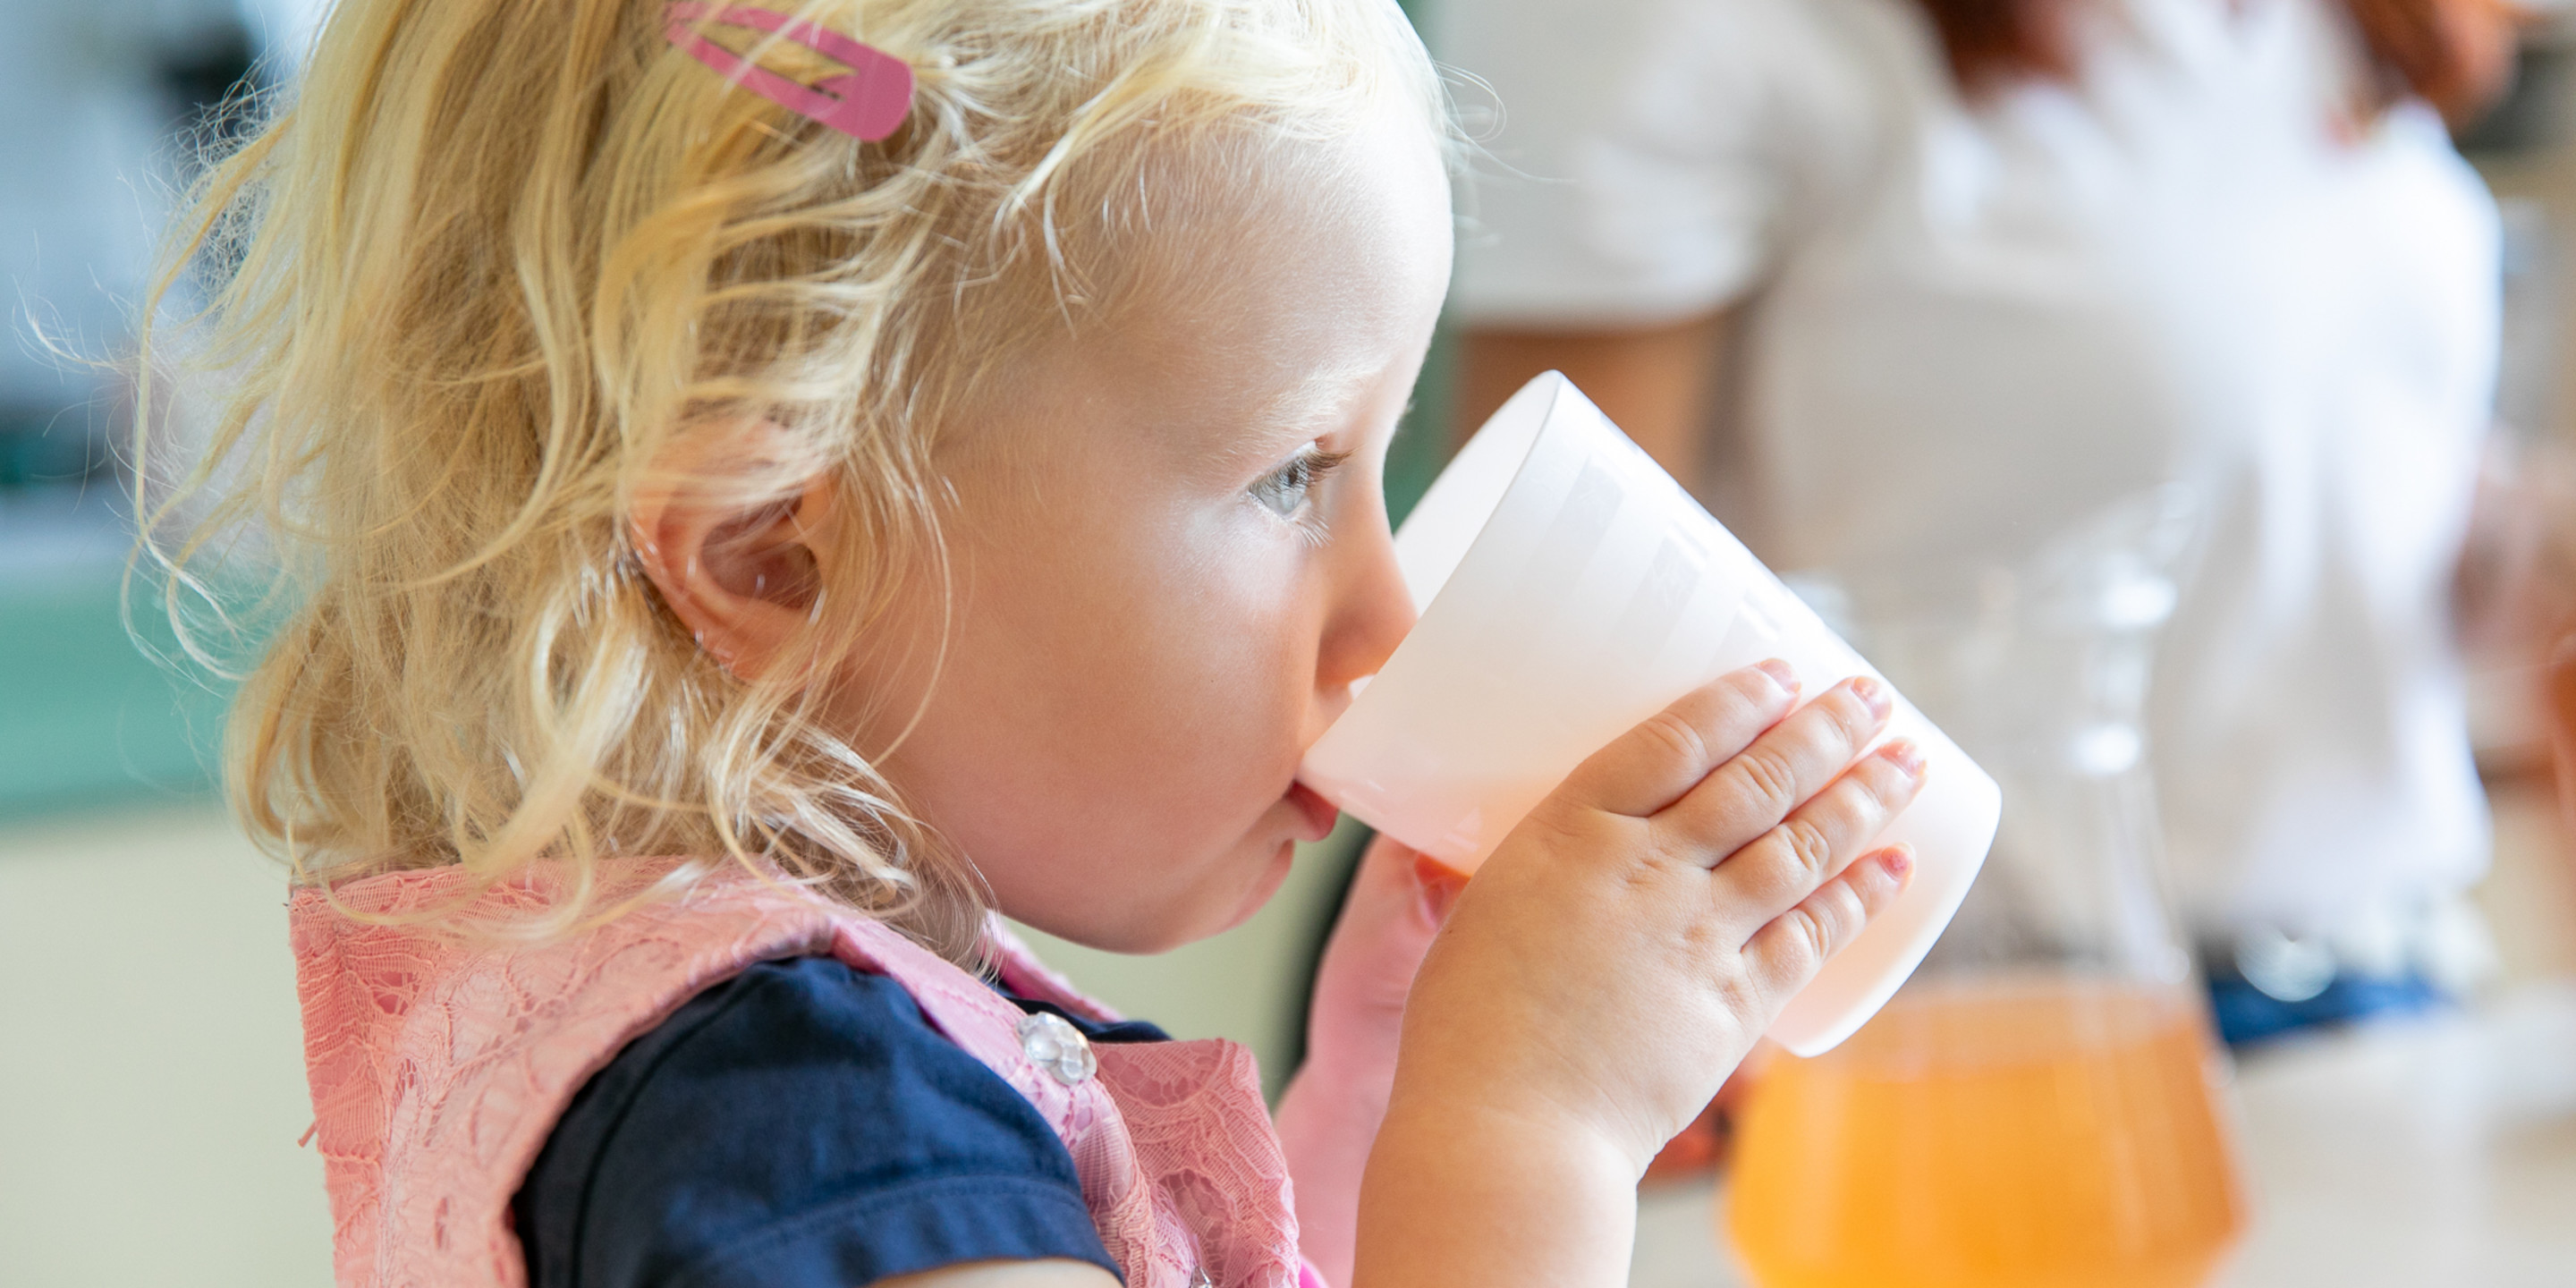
[1016,1011,1097,1085]
[1188,1267,1214,1288]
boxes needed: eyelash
[1249,445,1353,533]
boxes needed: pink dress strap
[291,860,1310,1288]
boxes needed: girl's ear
[628,419,840,677]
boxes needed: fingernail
[1413,853,1466,922]
[1848,674,1891,718]
[1755,657,1799,696]
[1877,738,1926,779]
[1421,874,1462,924]
[1881,845,1915,880]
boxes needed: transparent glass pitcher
[1725,487,2250,1288]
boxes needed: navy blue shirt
[513,956,1167,1288]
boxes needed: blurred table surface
[1630,981,2576,1288]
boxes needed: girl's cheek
[1186,511,1304,598]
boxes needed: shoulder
[1446,0,1918,324]
[1595,0,1933,173]
[1434,0,1890,93]
[513,957,1120,1288]
[1442,0,1897,167]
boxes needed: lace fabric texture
[290,860,1312,1288]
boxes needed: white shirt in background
[1440,0,2500,941]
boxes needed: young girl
[145,2,1924,1284]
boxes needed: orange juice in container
[1730,978,2241,1288]
[1727,487,2246,1288]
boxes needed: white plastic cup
[1301,373,2001,1055]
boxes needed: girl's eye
[1250,445,1351,520]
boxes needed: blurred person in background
[1438,0,2521,1046]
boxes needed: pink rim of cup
[1299,373,2002,1055]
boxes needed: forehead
[1105,112,1453,457]
[939,105,1450,485]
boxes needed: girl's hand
[1414,663,1919,1165]
[1302,835,1462,1083]
[1275,835,1462,1286]
[1355,662,1923,1288]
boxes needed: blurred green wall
[0,564,229,821]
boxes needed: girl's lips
[1284,780,1341,843]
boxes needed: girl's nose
[1316,508,1416,709]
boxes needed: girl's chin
[1211,839,1300,936]
[1021,835,1303,953]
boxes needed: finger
[1553,660,1800,818]
[1709,738,1926,929]
[1345,835,1454,932]
[1651,674,1894,864]
[1411,851,1467,923]
[1353,833,1413,882]
[1742,844,1917,1003]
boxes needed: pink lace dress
[290,860,1326,1288]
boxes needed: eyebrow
[1214,355,1385,469]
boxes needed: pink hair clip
[665,3,915,141]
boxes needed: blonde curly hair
[137,0,1446,958]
